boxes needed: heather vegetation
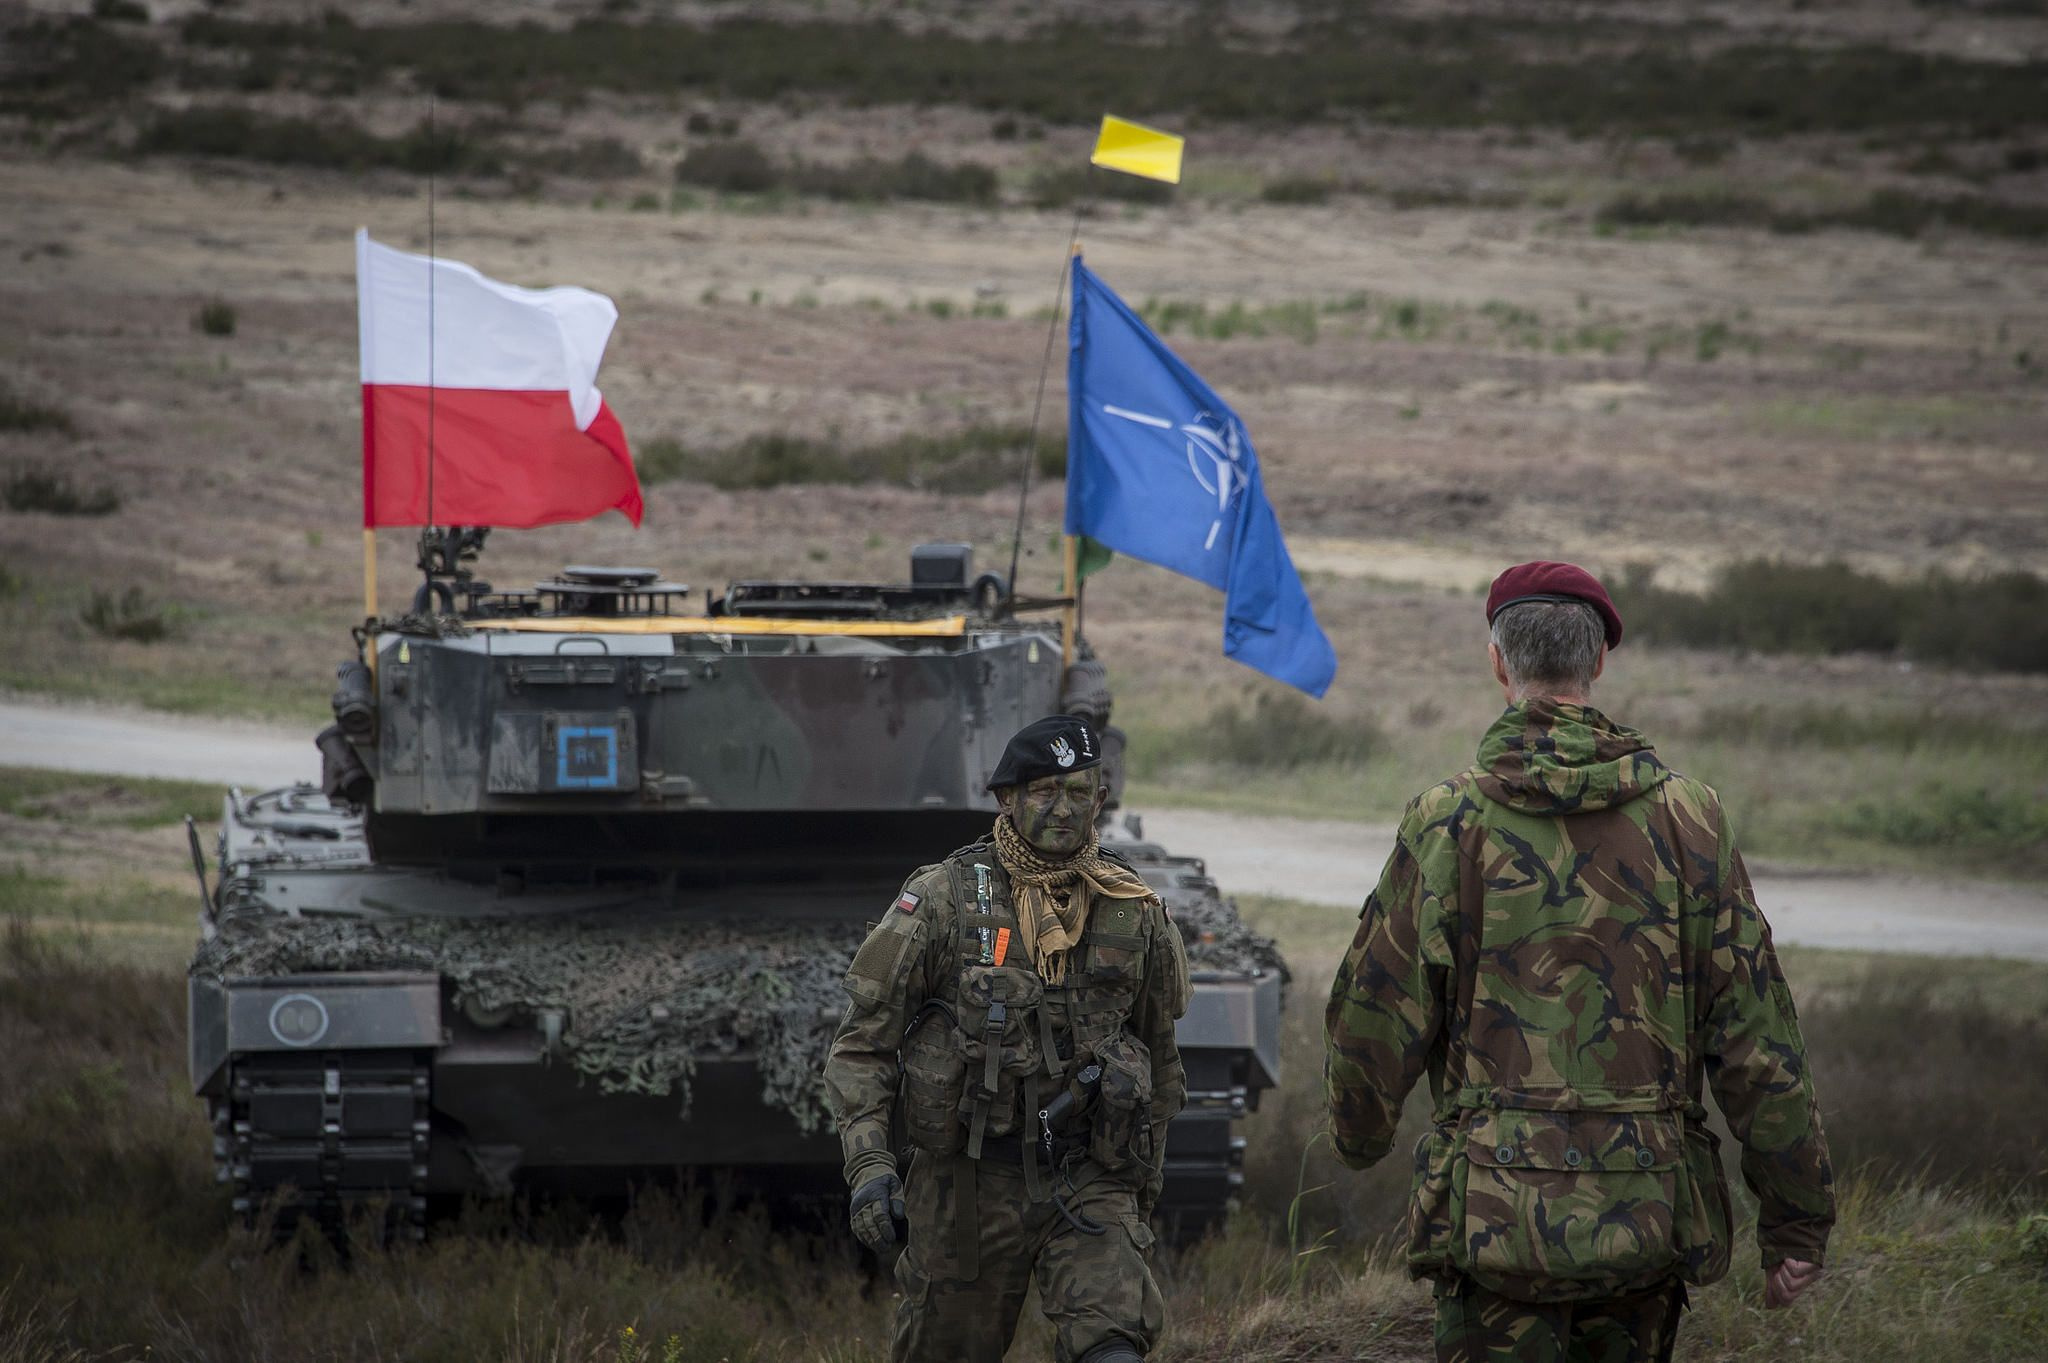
[1598,188,2048,242]
[675,140,999,206]
[135,106,504,176]
[10,8,2047,233]
[635,424,1063,493]
[1611,560,2048,674]
[0,387,76,438]
[3,467,115,517]
[138,13,2048,137]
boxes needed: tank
[186,530,1285,1243]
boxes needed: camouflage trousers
[1433,1277,1688,1363]
[891,1149,1164,1363]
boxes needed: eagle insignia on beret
[1050,736,1076,768]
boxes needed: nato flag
[1065,258,1338,698]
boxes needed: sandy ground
[7,698,2042,961]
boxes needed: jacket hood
[1473,699,1670,816]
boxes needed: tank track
[215,1049,431,1240]
[1156,1054,1250,1243]
[1112,835,1264,1242]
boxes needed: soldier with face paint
[824,715,1191,1363]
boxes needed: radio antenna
[1005,185,1089,603]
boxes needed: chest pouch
[1064,927,1148,1051]
[1451,1106,1685,1300]
[900,1000,966,1155]
[956,964,1046,1157]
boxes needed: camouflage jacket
[1324,700,1834,1301]
[825,835,1190,1209]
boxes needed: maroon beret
[1486,561,1623,649]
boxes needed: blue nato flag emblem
[1064,257,1337,698]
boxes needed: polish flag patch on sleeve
[894,891,921,915]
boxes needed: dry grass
[3,844,2046,1361]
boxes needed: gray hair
[1490,599,1605,698]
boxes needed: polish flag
[356,229,643,528]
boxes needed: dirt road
[6,699,2042,961]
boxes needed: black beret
[987,714,1103,791]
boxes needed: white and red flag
[355,229,642,528]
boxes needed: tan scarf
[991,816,1157,985]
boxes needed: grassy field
[3,770,2046,1362]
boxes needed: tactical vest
[897,840,1159,1192]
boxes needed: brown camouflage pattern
[1434,1276,1686,1363]
[1327,700,1833,1301]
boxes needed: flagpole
[363,528,378,620]
[1061,533,1080,670]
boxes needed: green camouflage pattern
[825,835,1185,1359]
[826,836,1188,1205]
[1325,699,1833,1301]
[891,1150,1162,1363]
[1434,1276,1686,1363]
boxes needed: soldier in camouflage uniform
[825,714,1191,1363]
[1325,561,1834,1363]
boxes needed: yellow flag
[1089,115,1184,185]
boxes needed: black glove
[849,1170,907,1251]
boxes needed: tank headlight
[267,993,330,1047]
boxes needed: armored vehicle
[187,532,1284,1242]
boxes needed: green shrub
[1598,189,2048,242]
[0,387,76,436]
[1207,692,1385,771]
[1597,191,1788,232]
[788,152,998,205]
[90,0,150,22]
[2,20,161,122]
[135,107,501,175]
[634,435,689,484]
[522,135,646,179]
[1260,175,1334,205]
[1612,560,2048,673]
[1137,297,1325,344]
[684,111,738,136]
[1824,785,2048,855]
[636,424,1063,492]
[673,139,776,193]
[1682,703,2028,753]
[1027,165,1173,209]
[4,467,117,516]
[192,298,236,336]
[80,587,175,643]
[1383,182,1524,211]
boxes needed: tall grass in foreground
[5,913,2047,1361]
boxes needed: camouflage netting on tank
[191,913,866,1132]
[190,889,1284,1132]
[1173,896,1290,982]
